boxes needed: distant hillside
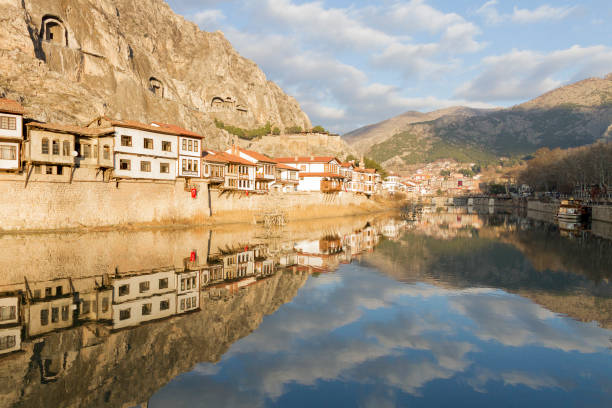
[344,74,612,170]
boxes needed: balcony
[321,180,342,193]
[256,172,275,180]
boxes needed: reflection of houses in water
[0,291,21,355]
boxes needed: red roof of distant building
[26,122,114,137]
[276,162,299,170]
[276,156,340,164]
[202,150,230,164]
[354,168,377,174]
[216,150,254,165]
[0,98,25,115]
[299,172,344,178]
[340,162,354,168]
[151,121,204,138]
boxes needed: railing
[321,180,341,193]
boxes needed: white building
[275,156,343,192]
[274,161,300,192]
[176,270,200,314]
[227,146,276,193]
[152,122,204,179]
[0,99,24,173]
[88,117,179,181]
[382,173,402,194]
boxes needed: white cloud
[455,45,612,102]
[511,4,577,24]
[192,9,225,30]
[477,1,577,25]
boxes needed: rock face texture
[0,0,311,149]
[344,74,612,170]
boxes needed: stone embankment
[0,180,400,232]
[527,199,612,224]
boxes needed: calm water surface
[1,212,611,407]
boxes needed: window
[119,159,131,171]
[119,309,131,320]
[42,138,49,154]
[51,307,59,323]
[144,138,153,149]
[162,141,172,152]
[193,161,198,172]
[52,140,59,155]
[194,140,199,152]
[180,298,185,311]
[103,145,110,160]
[0,306,16,321]
[62,141,70,156]
[188,140,193,151]
[160,300,170,310]
[182,139,187,150]
[82,143,91,158]
[102,297,109,312]
[140,161,151,172]
[121,135,132,147]
[0,144,16,160]
[159,278,168,289]
[192,277,197,288]
[46,166,53,175]
[0,115,16,130]
[182,159,187,172]
[45,287,52,297]
[186,297,191,308]
[118,284,129,296]
[41,309,49,325]
[0,335,16,350]
[56,286,63,296]
[56,166,63,175]
[160,162,169,174]
[205,164,209,175]
[139,281,150,293]
[142,303,152,316]
[61,305,69,321]
[81,301,90,314]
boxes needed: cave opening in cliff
[149,77,164,98]
[41,16,67,46]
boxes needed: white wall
[113,126,178,180]
[0,113,23,139]
[297,176,322,191]
[112,271,177,303]
[0,141,19,170]
[0,297,19,325]
[112,293,176,330]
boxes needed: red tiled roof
[340,162,354,168]
[0,98,25,115]
[299,172,344,178]
[97,117,185,136]
[276,162,299,171]
[354,168,377,174]
[151,121,204,138]
[275,156,339,164]
[26,122,114,137]
[233,147,276,163]
[202,150,229,164]
[213,150,254,165]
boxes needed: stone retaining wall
[592,205,612,223]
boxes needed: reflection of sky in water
[151,265,612,407]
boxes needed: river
[0,211,611,407]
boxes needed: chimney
[310,155,314,161]
[294,155,298,161]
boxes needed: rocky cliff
[0,0,312,149]
[344,74,612,170]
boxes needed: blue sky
[166,0,612,133]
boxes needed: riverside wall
[0,180,395,232]
[592,205,612,223]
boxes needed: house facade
[0,99,24,173]
[227,147,276,193]
[201,150,227,187]
[275,156,343,193]
[274,161,300,192]
[88,118,179,181]
[152,122,204,179]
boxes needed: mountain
[344,74,612,170]
[0,0,314,151]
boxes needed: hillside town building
[0,99,24,173]
[275,156,344,192]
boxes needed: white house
[152,122,204,179]
[0,99,24,172]
[226,146,276,193]
[88,117,179,181]
[275,156,343,192]
[382,173,402,194]
[176,270,200,314]
[274,161,300,192]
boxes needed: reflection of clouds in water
[163,267,612,405]
[449,293,612,353]
[466,367,563,393]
